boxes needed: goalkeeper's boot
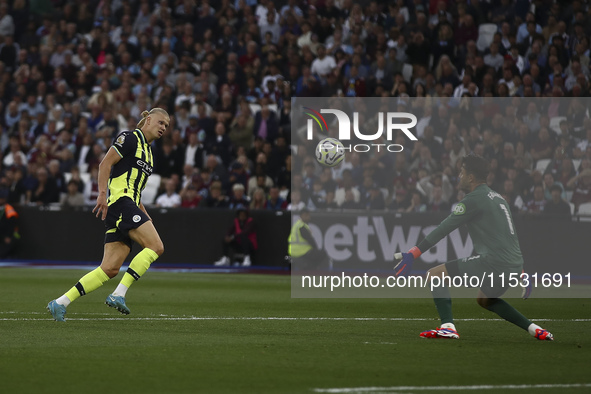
[47,300,67,322]
[105,294,130,315]
[420,327,460,339]
[534,328,554,341]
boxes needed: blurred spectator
[266,186,287,210]
[182,130,207,170]
[428,185,451,212]
[388,188,408,212]
[60,180,85,209]
[406,190,427,213]
[228,162,248,191]
[229,113,254,151]
[28,166,59,206]
[207,122,233,167]
[543,184,572,217]
[0,188,19,258]
[523,185,546,213]
[180,183,202,208]
[253,105,279,142]
[84,166,100,206]
[155,179,181,208]
[287,189,306,211]
[567,169,591,210]
[214,209,257,267]
[249,188,267,210]
[334,170,360,207]
[200,180,229,209]
[227,183,249,210]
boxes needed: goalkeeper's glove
[394,246,422,277]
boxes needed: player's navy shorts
[104,197,150,248]
[445,255,522,298]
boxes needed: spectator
[28,167,60,206]
[229,113,254,151]
[60,180,85,209]
[207,122,233,167]
[523,185,546,213]
[200,181,229,209]
[567,169,591,211]
[266,186,287,210]
[364,184,386,210]
[180,183,202,208]
[249,188,267,210]
[253,105,279,143]
[406,190,427,213]
[213,209,257,267]
[228,183,249,210]
[287,189,306,211]
[155,179,182,208]
[0,188,19,258]
[428,185,451,212]
[543,184,572,217]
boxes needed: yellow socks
[56,249,159,306]
[112,248,159,297]
[58,267,110,306]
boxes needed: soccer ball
[315,138,345,167]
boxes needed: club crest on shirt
[453,203,466,215]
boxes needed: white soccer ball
[315,137,345,167]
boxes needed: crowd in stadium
[1,0,591,215]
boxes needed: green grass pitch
[1,268,590,394]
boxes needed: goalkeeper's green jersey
[418,184,523,268]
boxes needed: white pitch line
[1,316,591,322]
[313,383,591,393]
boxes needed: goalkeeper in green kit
[394,154,553,341]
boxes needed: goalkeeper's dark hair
[462,153,489,182]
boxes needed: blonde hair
[136,108,170,129]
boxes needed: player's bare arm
[93,147,122,220]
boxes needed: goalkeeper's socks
[118,248,159,289]
[485,298,532,331]
[432,285,454,325]
[57,267,110,306]
[527,323,543,337]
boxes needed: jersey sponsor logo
[136,159,153,175]
[453,203,466,215]
[132,215,141,223]
[115,134,125,146]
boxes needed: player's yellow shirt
[108,129,154,207]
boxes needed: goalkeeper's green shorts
[445,255,523,298]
